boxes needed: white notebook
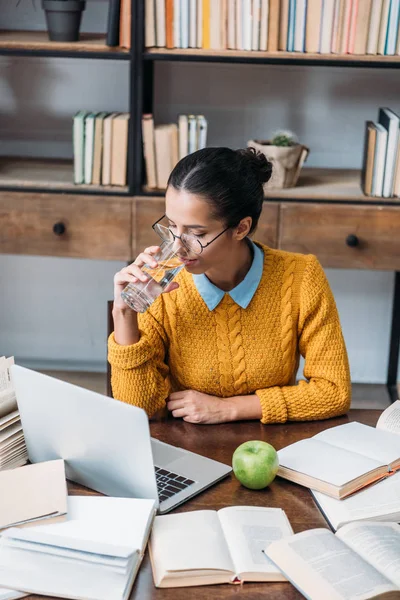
[0,496,156,600]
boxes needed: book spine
[305,0,323,53]
[366,0,383,54]
[242,0,252,50]
[181,0,190,48]
[174,0,181,47]
[252,0,261,50]
[203,0,211,48]
[106,0,121,46]
[294,0,307,52]
[227,0,236,48]
[259,0,269,51]
[155,0,167,47]
[197,0,203,47]
[268,0,280,51]
[278,0,289,50]
[189,0,197,47]
[236,0,243,49]
[166,0,174,48]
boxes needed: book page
[312,472,400,531]
[314,422,400,466]
[337,522,400,587]
[266,529,398,600]
[377,401,400,435]
[0,592,27,600]
[217,506,293,579]
[149,511,235,577]
[278,438,385,487]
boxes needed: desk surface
[31,409,380,600]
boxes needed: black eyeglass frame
[152,214,230,255]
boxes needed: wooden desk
[32,410,380,600]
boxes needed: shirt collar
[192,241,264,311]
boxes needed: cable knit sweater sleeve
[107,299,170,415]
[256,255,351,424]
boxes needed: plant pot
[248,139,309,190]
[42,0,86,42]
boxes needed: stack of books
[142,113,208,189]
[73,111,130,187]
[0,357,28,472]
[145,0,400,56]
[361,107,400,198]
[106,0,132,48]
[0,496,156,600]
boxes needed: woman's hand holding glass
[113,246,179,312]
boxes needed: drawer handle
[346,234,359,248]
[53,222,66,236]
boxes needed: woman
[108,147,351,424]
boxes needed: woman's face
[165,186,238,275]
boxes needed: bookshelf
[0,0,399,401]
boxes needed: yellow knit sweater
[108,244,351,424]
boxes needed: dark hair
[167,147,272,235]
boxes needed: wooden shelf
[0,31,130,59]
[143,168,400,204]
[0,158,129,194]
[145,47,400,67]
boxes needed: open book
[277,401,400,499]
[149,506,293,588]
[0,459,67,530]
[0,496,156,600]
[0,356,27,470]
[312,470,400,531]
[266,522,400,600]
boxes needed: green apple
[232,440,279,490]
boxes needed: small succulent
[270,130,298,147]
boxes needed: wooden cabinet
[279,203,400,270]
[0,192,132,261]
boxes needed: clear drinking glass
[121,241,184,313]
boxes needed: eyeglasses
[152,215,230,255]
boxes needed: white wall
[0,1,398,382]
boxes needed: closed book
[361,121,378,196]
[0,460,67,530]
[84,113,96,185]
[119,0,131,49]
[142,114,157,189]
[227,0,236,48]
[196,115,208,149]
[347,0,359,53]
[106,0,120,46]
[221,0,228,49]
[197,0,203,47]
[155,0,166,46]
[293,0,306,52]
[73,110,90,185]
[277,411,400,499]
[111,113,130,186]
[166,0,174,48]
[203,0,211,47]
[181,0,189,48]
[236,0,243,49]
[149,507,293,587]
[92,112,109,186]
[339,0,352,53]
[189,0,197,47]
[286,0,296,51]
[145,0,156,47]
[385,0,400,54]
[319,0,336,53]
[353,0,373,54]
[266,523,400,600]
[372,123,388,196]
[174,0,181,47]
[393,136,400,196]
[268,0,280,51]
[378,107,400,197]
[367,0,384,54]
[259,0,269,51]
[278,0,289,50]
[305,0,323,53]
[154,124,176,188]
[377,0,391,53]
[188,114,197,153]
[242,0,252,50]
[102,113,118,186]
[252,0,261,50]
[210,0,222,49]
[178,114,189,159]
[330,0,341,53]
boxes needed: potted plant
[41,0,86,42]
[248,131,309,190]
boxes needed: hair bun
[237,147,273,185]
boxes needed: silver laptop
[10,365,231,514]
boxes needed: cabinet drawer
[134,197,279,257]
[0,192,132,260]
[279,203,400,270]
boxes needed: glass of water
[121,241,184,313]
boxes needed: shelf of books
[0,31,130,59]
[0,158,129,195]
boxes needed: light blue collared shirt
[192,241,264,311]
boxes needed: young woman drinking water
[108,147,351,425]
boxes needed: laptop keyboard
[154,466,195,503]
